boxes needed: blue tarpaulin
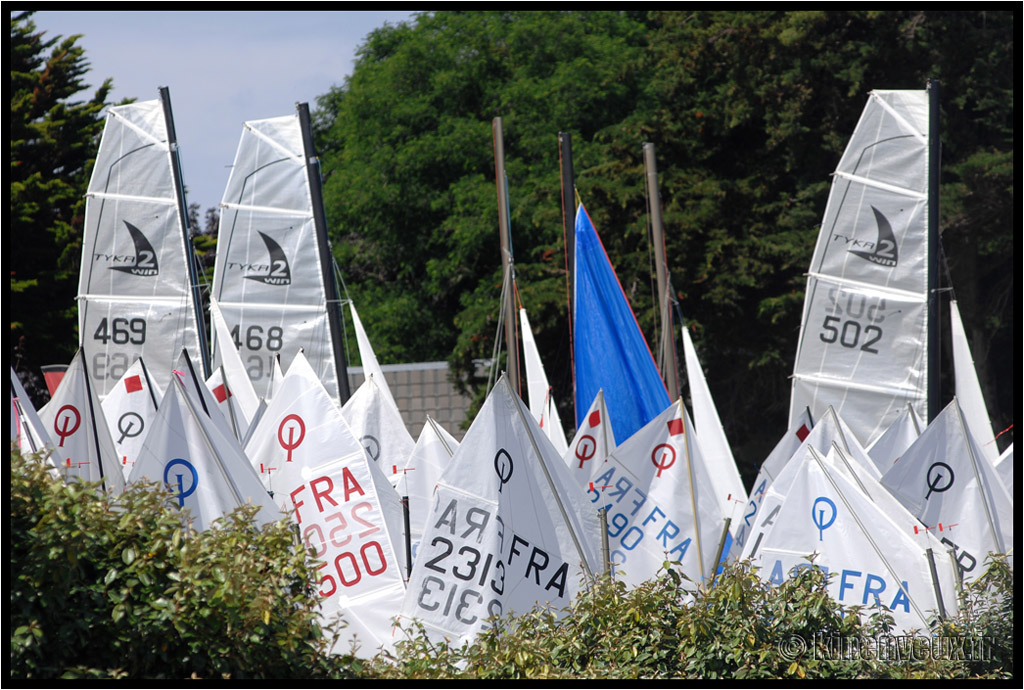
[573,204,669,441]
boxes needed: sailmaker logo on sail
[242,232,292,286]
[98,220,160,276]
[833,206,900,268]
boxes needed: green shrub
[9,449,360,679]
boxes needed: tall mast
[297,101,351,403]
[643,142,679,400]
[559,132,577,418]
[160,86,211,378]
[926,80,941,423]
[493,117,519,394]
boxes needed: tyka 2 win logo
[96,220,159,276]
[243,232,292,286]
[832,206,900,268]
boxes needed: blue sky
[31,10,418,214]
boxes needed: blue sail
[573,204,669,441]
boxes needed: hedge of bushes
[10,450,1014,679]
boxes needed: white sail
[589,398,723,588]
[101,357,159,479]
[78,94,206,399]
[756,444,956,634]
[397,416,459,564]
[11,368,57,463]
[242,351,407,657]
[209,299,260,430]
[38,350,125,492]
[520,307,568,456]
[342,375,416,486]
[881,398,1012,583]
[681,324,746,527]
[950,300,1000,465]
[211,108,345,405]
[398,374,600,647]
[866,403,921,474]
[129,374,279,531]
[350,302,398,411]
[562,389,616,494]
[790,90,931,446]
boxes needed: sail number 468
[230,324,283,351]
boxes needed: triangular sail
[78,93,207,398]
[574,203,670,441]
[38,350,125,492]
[11,368,57,462]
[101,357,160,479]
[520,306,568,456]
[350,302,398,411]
[211,107,346,405]
[562,389,616,493]
[790,90,931,446]
[398,374,600,647]
[950,300,999,465]
[342,376,416,486]
[242,351,407,657]
[208,298,260,430]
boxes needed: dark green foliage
[9,450,360,679]
[316,10,1014,477]
[370,560,1014,680]
[9,12,112,395]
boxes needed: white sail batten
[77,96,205,399]
[790,90,931,447]
[211,112,344,404]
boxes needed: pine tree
[10,11,112,402]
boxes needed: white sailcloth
[397,417,459,564]
[78,96,205,399]
[129,374,279,531]
[398,374,600,647]
[993,444,1013,498]
[10,368,57,463]
[866,403,921,474]
[520,307,568,456]
[242,351,407,658]
[755,445,956,634]
[211,112,344,404]
[881,398,1012,583]
[350,302,398,411]
[589,398,723,588]
[562,389,616,494]
[342,375,416,486]
[38,350,125,492]
[681,324,747,525]
[101,358,160,479]
[732,408,812,555]
[950,300,1000,465]
[209,298,260,430]
[790,90,931,446]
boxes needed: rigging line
[643,165,661,373]
[487,264,510,395]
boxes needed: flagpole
[493,117,519,394]
[643,142,679,400]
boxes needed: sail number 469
[93,317,146,345]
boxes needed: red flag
[124,375,143,394]
[667,418,684,436]
[212,383,231,403]
[588,410,601,428]
[796,424,810,442]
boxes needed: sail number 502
[819,315,882,354]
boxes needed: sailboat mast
[297,102,351,403]
[559,132,577,419]
[493,117,519,394]
[643,142,679,400]
[926,80,941,423]
[160,86,211,379]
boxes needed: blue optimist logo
[164,458,198,508]
[811,497,837,541]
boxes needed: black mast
[297,102,351,404]
[160,86,211,379]
[926,80,941,423]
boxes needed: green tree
[317,10,1014,472]
[10,11,112,401]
